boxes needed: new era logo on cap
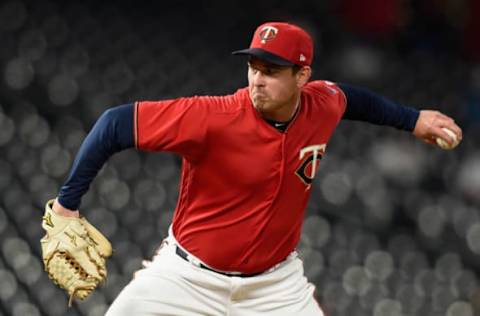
[232,22,314,67]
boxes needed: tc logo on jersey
[259,26,278,44]
[295,144,326,188]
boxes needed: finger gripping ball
[436,127,460,150]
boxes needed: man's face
[247,57,301,119]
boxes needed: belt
[175,246,262,278]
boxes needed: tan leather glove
[40,199,112,306]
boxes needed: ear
[296,66,312,88]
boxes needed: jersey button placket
[264,134,286,214]
[277,134,287,197]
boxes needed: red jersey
[135,80,346,273]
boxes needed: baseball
[436,127,460,150]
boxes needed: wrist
[53,198,80,218]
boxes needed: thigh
[231,284,323,316]
[231,258,325,316]
[105,245,228,316]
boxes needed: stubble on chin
[249,88,271,114]
[252,98,267,113]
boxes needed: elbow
[96,104,134,149]
[98,107,118,126]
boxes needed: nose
[251,71,266,87]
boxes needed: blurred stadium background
[0,0,479,315]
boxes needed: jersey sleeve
[135,96,210,160]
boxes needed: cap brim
[232,48,294,66]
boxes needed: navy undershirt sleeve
[57,103,135,210]
[338,83,420,131]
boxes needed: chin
[252,99,263,109]
[253,102,270,113]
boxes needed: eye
[265,68,280,76]
[265,68,275,75]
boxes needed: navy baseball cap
[232,22,313,66]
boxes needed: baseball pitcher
[41,22,462,315]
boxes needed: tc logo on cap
[259,26,278,44]
[232,22,313,66]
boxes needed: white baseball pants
[105,234,324,316]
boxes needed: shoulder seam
[335,84,348,112]
[134,101,139,149]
